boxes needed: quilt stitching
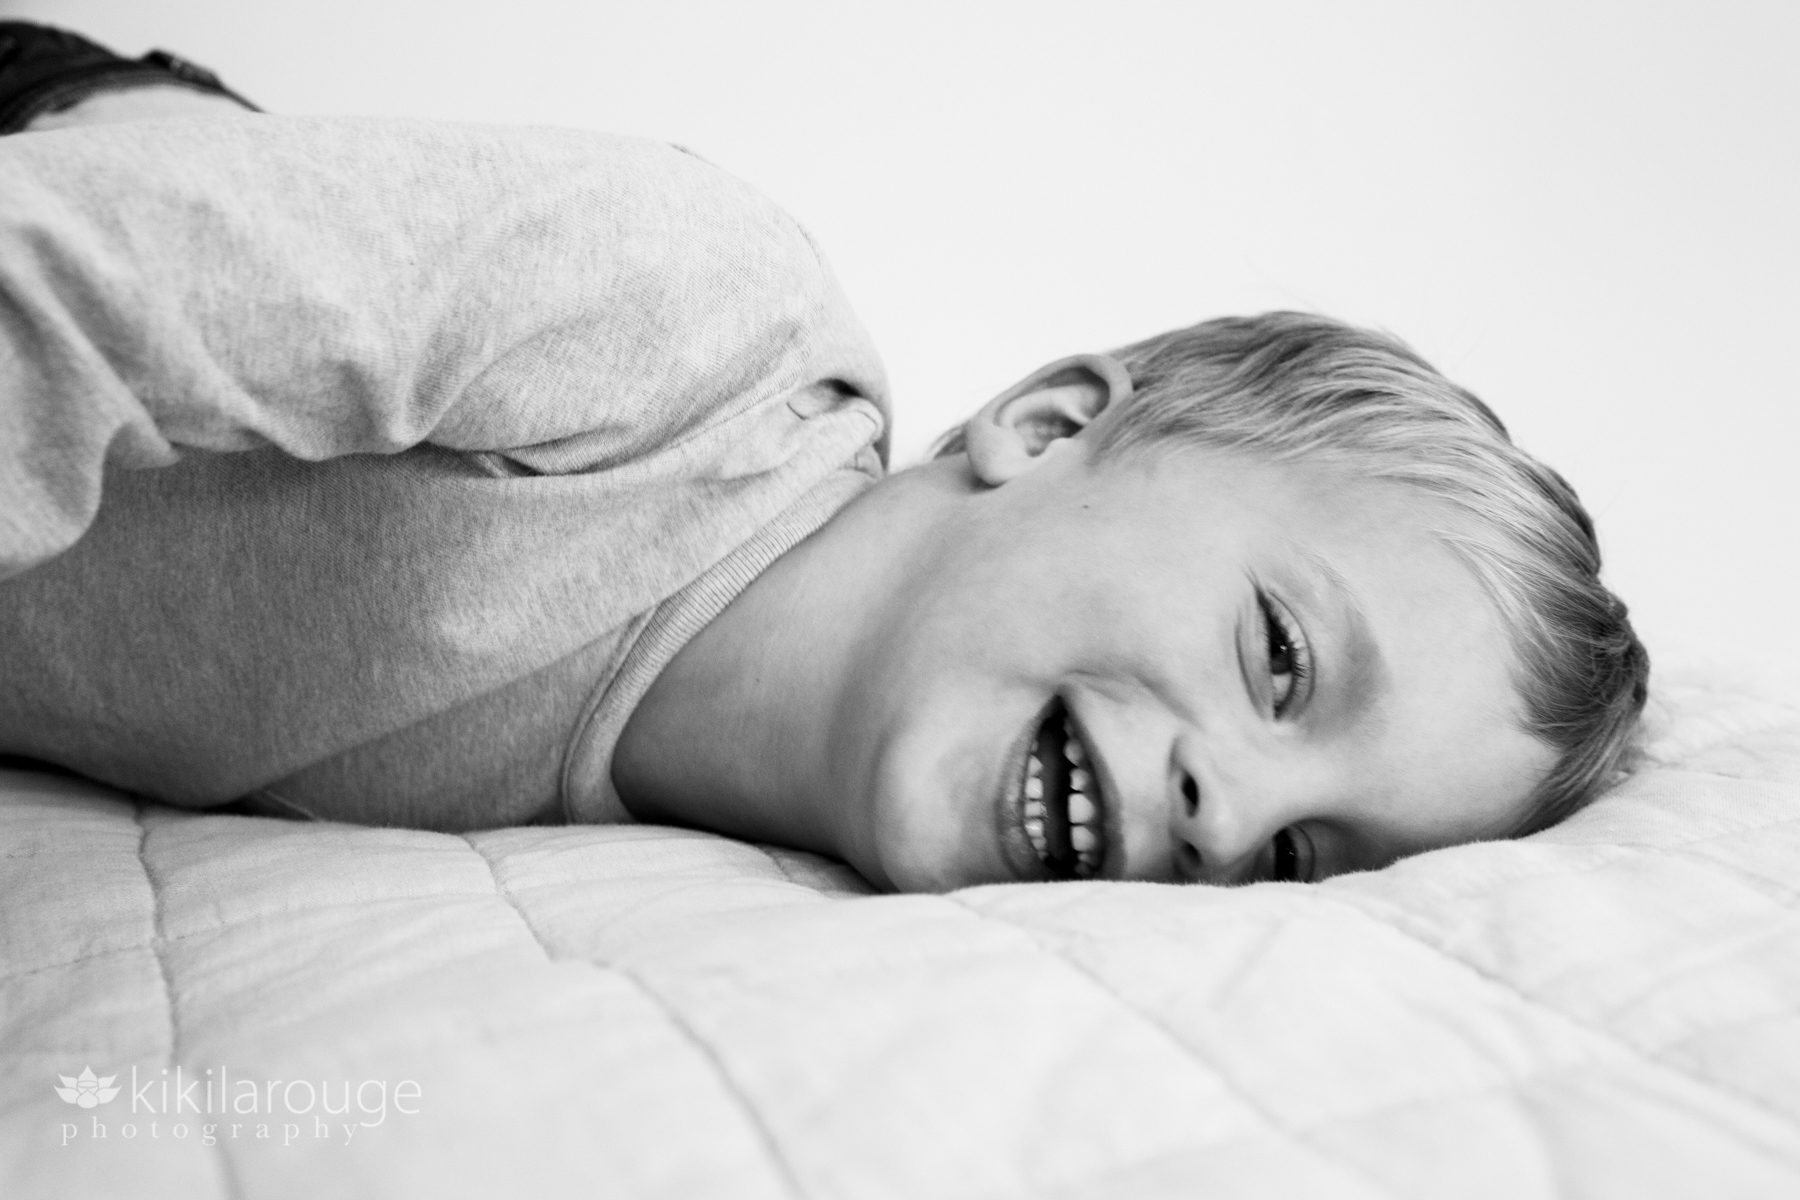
[1650,759,1800,784]
[1634,811,1800,853]
[947,893,1800,1194]
[135,804,243,1200]
[1001,1062,1800,1200]
[757,843,799,884]
[1639,842,1800,907]
[457,832,809,1200]
[501,873,814,938]
[15,780,1797,1192]
[2,939,148,986]
[937,894,1407,1200]
[1321,892,1800,1151]
[607,963,811,1200]
[0,892,555,988]
[1641,841,1800,906]
[1592,826,1800,864]
[458,834,558,960]
[133,805,180,1083]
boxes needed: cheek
[883,557,1067,674]
[1075,567,1228,692]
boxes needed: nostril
[1181,774,1199,817]
[1177,842,1202,877]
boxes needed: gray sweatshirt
[0,115,889,829]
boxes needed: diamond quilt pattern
[3,667,1798,1199]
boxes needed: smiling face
[614,351,1565,895]
[827,379,1555,893]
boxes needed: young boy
[0,24,1648,892]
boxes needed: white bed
[4,662,1798,1199]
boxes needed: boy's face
[831,390,1555,892]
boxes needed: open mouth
[1019,697,1108,879]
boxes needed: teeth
[1068,791,1095,825]
[1020,710,1106,877]
[1024,793,1047,857]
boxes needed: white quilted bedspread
[4,666,1799,1200]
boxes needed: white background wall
[6,0,1796,692]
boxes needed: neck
[610,458,969,869]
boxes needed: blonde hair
[944,312,1649,834]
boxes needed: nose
[1167,749,1324,884]
[1168,770,1211,881]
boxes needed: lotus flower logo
[54,1066,120,1108]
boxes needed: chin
[857,710,1003,893]
[868,798,1001,894]
[875,858,969,894]
[859,826,946,893]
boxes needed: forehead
[1087,440,1443,550]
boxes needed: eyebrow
[1294,547,1387,736]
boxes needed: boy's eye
[1258,593,1312,716]
[1270,827,1310,882]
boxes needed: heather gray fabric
[0,115,889,829]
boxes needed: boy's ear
[963,353,1133,486]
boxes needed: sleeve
[0,114,852,580]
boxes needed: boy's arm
[0,115,873,580]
